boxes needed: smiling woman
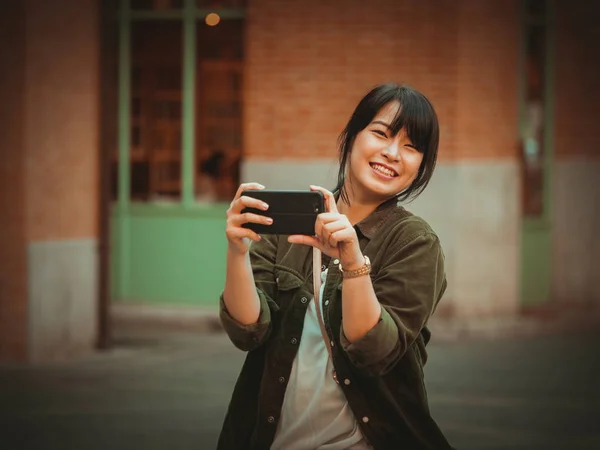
[336,84,440,206]
[218,83,455,449]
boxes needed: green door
[518,0,555,308]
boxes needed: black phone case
[241,190,325,235]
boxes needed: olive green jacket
[218,197,454,449]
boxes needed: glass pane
[521,23,546,218]
[131,0,183,10]
[196,0,246,8]
[131,20,182,201]
[526,0,546,17]
[195,18,244,203]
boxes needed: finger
[329,228,356,246]
[234,182,265,200]
[287,235,324,251]
[314,213,340,240]
[227,227,262,243]
[230,212,273,227]
[318,212,342,224]
[310,185,338,214]
[319,219,345,247]
[238,195,269,211]
[323,220,348,236]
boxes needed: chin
[361,180,399,201]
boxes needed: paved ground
[1,327,599,450]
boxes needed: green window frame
[116,0,245,210]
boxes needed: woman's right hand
[226,182,273,254]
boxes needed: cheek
[403,153,424,181]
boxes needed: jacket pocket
[273,266,304,291]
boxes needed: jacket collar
[335,191,402,240]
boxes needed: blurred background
[0,0,599,449]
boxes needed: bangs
[336,83,440,204]
[388,88,437,154]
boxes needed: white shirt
[271,269,371,450]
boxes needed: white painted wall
[28,239,98,363]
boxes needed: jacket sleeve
[340,231,446,376]
[219,235,279,352]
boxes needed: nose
[382,142,400,162]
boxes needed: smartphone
[241,190,325,235]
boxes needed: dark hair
[335,83,440,204]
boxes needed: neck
[337,190,380,226]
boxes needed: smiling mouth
[370,163,398,178]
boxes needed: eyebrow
[371,120,391,128]
[371,120,417,148]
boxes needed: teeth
[372,164,396,177]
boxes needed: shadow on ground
[1,326,599,450]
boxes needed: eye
[404,144,423,154]
[372,129,388,138]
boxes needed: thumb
[287,235,324,251]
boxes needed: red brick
[244,0,520,162]
[555,0,600,159]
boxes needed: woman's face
[346,101,424,204]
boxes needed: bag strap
[312,248,338,383]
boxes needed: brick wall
[0,0,28,362]
[555,0,600,159]
[25,0,99,241]
[0,0,100,363]
[244,0,519,162]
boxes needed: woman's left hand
[288,186,365,270]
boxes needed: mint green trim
[118,0,131,207]
[110,210,229,305]
[116,202,229,218]
[181,0,196,206]
[129,9,245,20]
[116,0,132,297]
[115,213,131,297]
[542,0,555,224]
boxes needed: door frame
[518,0,556,308]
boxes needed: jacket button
[333,259,340,265]
[278,376,285,383]
[290,338,298,345]
[324,300,329,306]
[330,340,335,347]
[301,297,308,304]
[267,416,275,424]
[362,416,369,423]
[344,378,351,386]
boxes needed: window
[195,18,243,202]
[130,21,183,201]
[131,0,183,10]
[110,0,245,204]
[521,0,547,218]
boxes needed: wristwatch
[339,255,371,279]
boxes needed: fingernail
[266,218,273,224]
[261,202,269,210]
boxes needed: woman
[218,83,453,449]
